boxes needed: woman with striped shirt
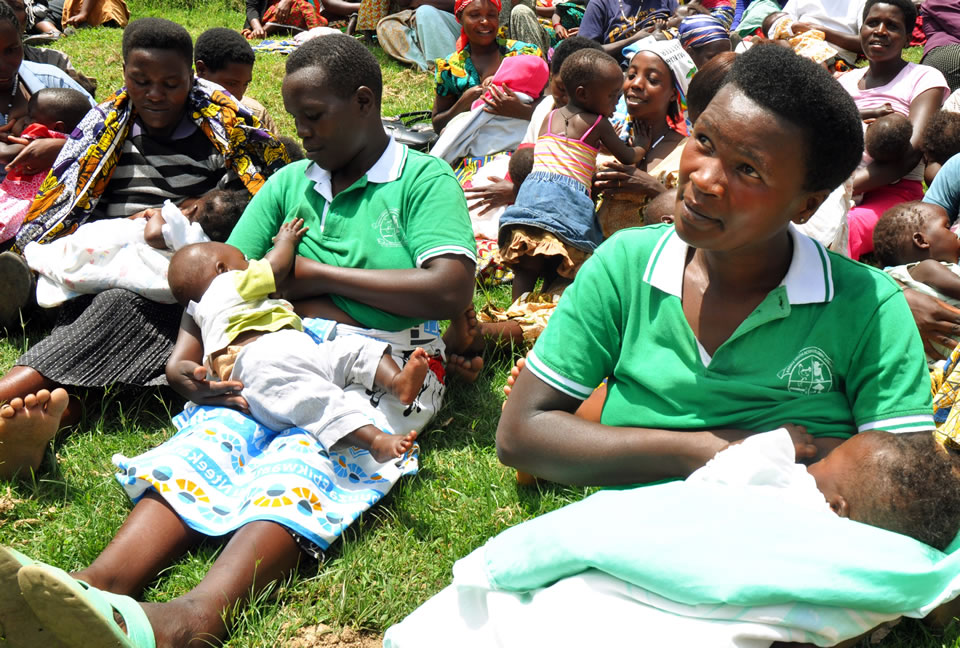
[0,17,287,480]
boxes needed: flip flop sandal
[0,546,69,648]
[17,564,156,648]
[0,251,33,330]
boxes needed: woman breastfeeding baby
[387,43,957,646]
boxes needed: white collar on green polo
[304,136,409,202]
[642,224,835,305]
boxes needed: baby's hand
[861,103,894,122]
[273,217,308,245]
[781,423,817,461]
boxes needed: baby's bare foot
[447,354,484,384]
[369,429,419,463]
[0,388,69,480]
[502,356,527,402]
[391,348,430,404]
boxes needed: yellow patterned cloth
[13,78,289,253]
[478,290,561,342]
[931,343,960,450]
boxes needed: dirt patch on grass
[285,624,382,648]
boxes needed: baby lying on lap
[166,219,428,463]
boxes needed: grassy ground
[0,4,957,646]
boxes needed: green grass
[0,7,954,645]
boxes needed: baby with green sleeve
[166,218,428,463]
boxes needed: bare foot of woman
[369,429,418,463]
[0,388,69,479]
[390,348,430,404]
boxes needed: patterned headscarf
[454,0,503,52]
[14,78,289,252]
[678,14,731,49]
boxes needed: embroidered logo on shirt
[778,347,834,394]
[374,208,406,247]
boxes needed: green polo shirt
[227,139,476,331]
[527,224,934,438]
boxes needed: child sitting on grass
[22,189,247,306]
[498,48,651,302]
[194,27,280,138]
[0,88,91,244]
[167,218,428,463]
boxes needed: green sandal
[0,545,68,648]
[17,564,156,648]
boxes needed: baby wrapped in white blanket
[23,190,246,307]
[386,429,960,647]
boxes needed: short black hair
[863,0,917,36]
[872,200,929,267]
[508,146,534,188]
[0,0,18,34]
[195,27,254,71]
[122,17,193,66]
[643,189,676,226]
[286,33,382,105]
[761,11,787,37]
[550,35,604,76]
[726,44,862,192]
[29,88,90,131]
[560,48,620,101]
[856,431,960,551]
[922,110,960,166]
[196,189,248,242]
[686,50,735,123]
[864,112,912,163]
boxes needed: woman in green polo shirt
[497,43,936,487]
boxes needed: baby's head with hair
[560,48,624,117]
[808,430,960,550]
[25,88,91,135]
[508,146,534,199]
[547,35,605,107]
[761,11,789,37]
[922,110,960,167]
[643,189,676,226]
[167,241,249,307]
[872,201,957,267]
[865,112,913,164]
[178,189,248,243]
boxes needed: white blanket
[430,93,534,163]
[23,201,208,307]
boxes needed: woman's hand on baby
[782,423,817,461]
[272,217,308,245]
[483,85,532,119]
[593,162,663,196]
[463,176,515,215]
[6,138,65,176]
[904,288,960,361]
[171,361,249,413]
[455,85,485,113]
